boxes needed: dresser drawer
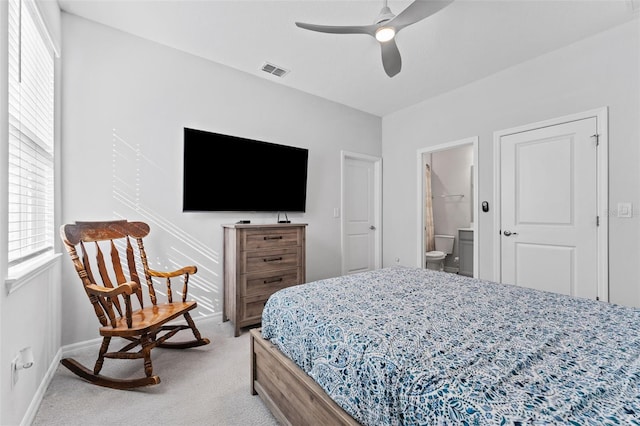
[242,228,302,250]
[240,295,269,324]
[242,247,301,274]
[223,223,307,336]
[242,268,302,298]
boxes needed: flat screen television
[183,127,308,212]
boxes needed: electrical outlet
[11,357,19,387]
[10,347,34,388]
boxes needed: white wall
[0,263,61,426]
[61,13,382,345]
[0,1,63,425]
[382,19,640,307]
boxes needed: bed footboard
[250,328,359,426]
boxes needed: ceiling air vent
[261,62,290,78]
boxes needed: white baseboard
[61,336,103,357]
[23,312,221,426]
[60,312,220,356]
[20,348,62,426]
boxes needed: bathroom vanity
[458,228,474,277]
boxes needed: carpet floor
[32,317,279,426]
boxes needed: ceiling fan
[295,0,453,78]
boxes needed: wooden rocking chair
[60,220,210,389]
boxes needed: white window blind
[7,0,55,269]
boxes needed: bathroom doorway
[416,137,479,278]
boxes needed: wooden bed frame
[250,328,360,425]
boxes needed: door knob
[369,225,376,230]
[503,230,517,236]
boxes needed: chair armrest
[86,282,140,328]
[147,266,197,303]
[147,266,197,278]
[86,281,140,297]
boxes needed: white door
[500,117,598,298]
[342,154,380,275]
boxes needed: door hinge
[591,134,599,146]
[596,215,600,226]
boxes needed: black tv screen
[183,128,308,212]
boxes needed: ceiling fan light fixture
[375,26,395,42]
[294,0,454,77]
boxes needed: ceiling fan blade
[380,39,402,77]
[390,0,453,32]
[295,22,377,37]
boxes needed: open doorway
[416,137,479,278]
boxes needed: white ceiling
[57,0,638,117]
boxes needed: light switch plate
[618,202,633,218]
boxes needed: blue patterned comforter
[261,267,640,425]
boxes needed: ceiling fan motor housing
[374,6,396,25]
[294,0,455,77]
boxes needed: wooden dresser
[223,223,307,336]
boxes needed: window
[7,0,55,274]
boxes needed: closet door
[500,117,598,299]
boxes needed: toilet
[425,235,455,271]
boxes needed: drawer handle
[264,236,283,240]
[264,277,284,284]
[263,257,283,263]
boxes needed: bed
[250,266,640,425]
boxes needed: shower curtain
[424,164,435,252]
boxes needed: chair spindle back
[61,220,157,327]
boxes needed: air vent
[261,62,290,78]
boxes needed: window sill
[5,252,62,295]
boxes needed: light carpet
[32,318,279,426]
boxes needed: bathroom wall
[427,144,474,270]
